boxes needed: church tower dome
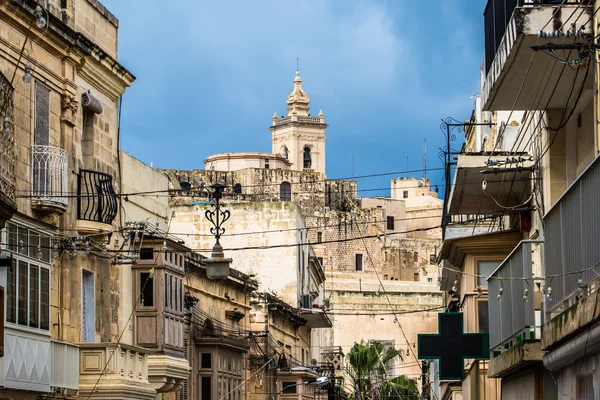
[286,71,311,116]
[270,70,328,176]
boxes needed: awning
[448,154,532,215]
[437,230,522,292]
[299,308,332,328]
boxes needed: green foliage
[346,340,419,400]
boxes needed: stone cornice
[269,121,328,131]
[195,336,250,353]
[438,230,522,268]
[204,152,293,166]
[77,54,131,100]
[6,1,135,97]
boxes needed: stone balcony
[147,353,190,394]
[78,342,156,400]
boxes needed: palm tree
[346,340,419,400]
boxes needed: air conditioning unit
[302,294,313,309]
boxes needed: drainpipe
[543,323,600,371]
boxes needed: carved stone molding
[61,95,78,126]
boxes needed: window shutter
[34,83,50,146]
[0,285,4,357]
[178,334,189,400]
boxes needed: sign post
[418,313,489,381]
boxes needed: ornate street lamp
[204,184,232,280]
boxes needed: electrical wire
[84,213,175,400]
[11,167,448,200]
[1,216,500,254]
[535,61,590,164]
[486,0,575,163]
[345,198,433,384]
[217,354,278,400]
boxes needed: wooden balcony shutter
[0,285,4,357]
[178,334,189,400]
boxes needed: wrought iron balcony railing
[544,155,600,311]
[32,145,68,207]
[77,169,118,225]
[0,127,15,203]
[488,241,542,351]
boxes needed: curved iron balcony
[77,170,118,225]
[32,145,69,208]
[0,128,16,203]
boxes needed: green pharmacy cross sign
[418,312,489,381]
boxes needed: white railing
[297,116,321,124]
[488,241,543,351]
[32,145,68,206]
[274,116,292,126]
[51,340,79,390]
[544,155,600,311]
[1,327,51,392]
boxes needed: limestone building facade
[0,2,195,399]
[156,71,444,395]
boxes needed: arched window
[303,146,311,168]
[281,146,289,160]
[233,183,242,194]
[280,181,291,201]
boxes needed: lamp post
[204,184,232,280]
[272,377,329,400]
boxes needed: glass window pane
[283,382,297,393]
[40,268,49,330]
[29,265,39,328]
[478,300,489,333]
[7,223,17,252]
[164,274,168,308]
[178,278,183,312]
[355,254,363,271]
[30,234,39,259]
[169,274,173,310]
[201,353,211,369]
[18,261,28,325]
[18,227,28,256]
[201,376,211,400]
[140,248,153,260]
[386,216,394,230]
[40,236,51,262]
[7,257,16,323]
[477,260,501,287]
[173,275,177,312]
[140,272,154,307]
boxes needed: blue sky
[102,0,487,196]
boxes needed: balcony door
[32,83,50,198]
[82,270,95,342]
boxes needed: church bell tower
[270,71,327,176]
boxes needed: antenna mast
[423,138,427,178]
